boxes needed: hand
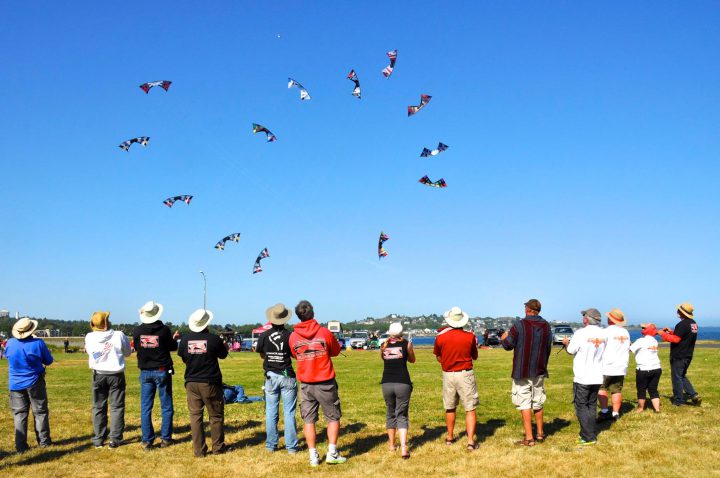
[500,331,508,341]
[661,327,671,334]
[172,330,181,340]
[562,337,569,346]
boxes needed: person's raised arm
[217,336,229,360]
[407,341,416,364]
[41,340,54,366]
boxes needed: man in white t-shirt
[597,308,630,422]
[563,308,607,446]
[629,323,662,413]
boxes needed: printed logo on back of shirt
[588,337,606,348]
[293,338,327,361]
[188,340,207,354]
[613,336,629,343]
[140,335,159,348]
[691,324,698,333]
[383,347,404,360]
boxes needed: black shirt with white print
[178,331,228,384]
[256,325,295,377]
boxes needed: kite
[420,143,449,157]
[163,195,193,208]
[252,123,277,142]
[408,94,432,116]
[214,233,241,250]
[347,70,361,99]
[378,232,389,259]
[119,137,150,151]
[253,248,270,274]
[382,49,397,78]
[139,81,172,94]
[287,78,311,100]
[418,175,447,188]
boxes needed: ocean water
[410,326,720,346]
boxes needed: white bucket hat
[443,306,469,329]
[188,309,214,333]
[139,301,164,324]
[388,322,403,337]
[12,317,39,339]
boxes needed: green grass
[0,346,717,477]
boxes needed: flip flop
[466,443,479,451]
[445,437,456,445]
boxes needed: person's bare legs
[534,408,544,438]
[650,398,661,412]
[399,428,409,457]
[387,428,396,451]
[465,410,476,445]
[520,409,533,440]
[598,390,609,410]
[326,421,340,445]
[611,393,622,414]
[304,423,316,449]
[637,399,646,411]
[445,409,456,442]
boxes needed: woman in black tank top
[380,323,415,459]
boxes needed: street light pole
[199,271,207,311]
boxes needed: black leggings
[635,369,662,400]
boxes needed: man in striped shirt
[500,299,552,446]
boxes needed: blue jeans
[264,372,298,451]
[670,358,697,403]
[140,369,174,443]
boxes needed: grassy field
[0,345,717,478]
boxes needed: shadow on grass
[0,442,91,470]
[597,402,635,436]
[409,425,446,448]
[542,417,571,438]
[476,419,505,444]
[169,420,263,445]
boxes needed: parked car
[552,325,574,345]
[483,328,502,346]
[332,331,347,349]
[349,331,370,349]
[239,338,255,351]
[378,333,391,347]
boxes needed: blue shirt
[6,337,54,391]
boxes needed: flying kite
[214,233,241,250]
[418,175,447,188]
[420,143,449,157]
[253,248,270,274]
[408,94,432,116]
[252,123,277,142]
[139,81,172,94]
[347,70,361,99]
[287,78,311,100]
[119,137,150,151]
[163,195,193,208]
[382,49,397,78]
[378,232,389,259]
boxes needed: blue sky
[1,1,718,327]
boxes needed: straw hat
[12,317,38,339]
[388,322,403,337]
[677,302,694,319]
[139,301,164,324]
[606,308,627,326]
[443,306,469,329]
[91,311,110,332]
[265,303,292,325]
[188,309,214,332]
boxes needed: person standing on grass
[256,303,299,454]
[659,302,700,406]
[500,299,552,447]
[380,322,416,459]
[288,300,346,466]
[597,308,630,422]
[433,306,480,451]
[6,317,54,453]
[563,308,606,446]
[63,337,69,353]
[178,309,228,457]
[85,311,131,449]
[630,323,662,413]
[133,300,180,450]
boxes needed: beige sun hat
[12,317,39,339]
[388,322,403,337]
[188,309,214,332]
[606,308,627,326]
[677,302,694,319]
[265,303,292,325]
[443,306,469,329]
[139,301,164,324]
[91,311,110,332]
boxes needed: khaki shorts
[299,380,341,424]
[601,375,624,395]
[511,377,546,411]
[442,370,479,411]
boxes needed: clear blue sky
[1,1,718,327]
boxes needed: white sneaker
[309,450,321,466]
[325,451,347,464]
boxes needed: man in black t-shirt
[256,303,298,453]
[660,302,700,406]
[178,309,228,457]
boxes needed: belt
[143,367,167,372]
[446,368,473,373]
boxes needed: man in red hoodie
[289,300,346,466]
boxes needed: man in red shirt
[433,306,479,451]
[288,300,346,466]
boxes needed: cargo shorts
[511,376,546,411]
[442,370,479,411]
[299,380,341,424]
[601,375,625,395]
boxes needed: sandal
[445,437,456,445]
[466,443,479,451]
[401,445,410,459]
[535,434,545,443]
[514,439,536,447]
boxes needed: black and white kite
[287,78,311,100]
[408,94,432,116]
[420,143,449,157]
[382,50,397,78]
[215,233,241,250]
[163,195,193,208]
[253,248,270,274]
[252,123,277,142]
[347,70,361,99]
[119,137,150,151]
[139,81,172,94]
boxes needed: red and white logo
[691,324,698,333]
[188,340,207,354]
[383,347,404,360]
[140,335,160,348]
